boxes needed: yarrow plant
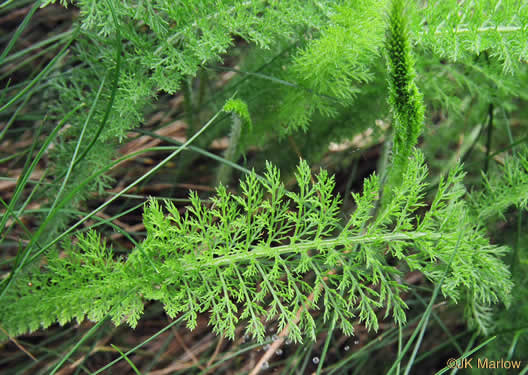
[0,152,514,342]
[0,0,527,373]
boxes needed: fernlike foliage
[407,0,528,74]
[49,0,327,92]
[43,0,528,207]
[276,0,388,132]
[383,0,425,202]
[472,148,528,221]
[43,0,333,233]
[1,0,522,345]
[469,148,528,362]
[0,153,512,341]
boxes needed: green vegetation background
[0,0,527,374]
